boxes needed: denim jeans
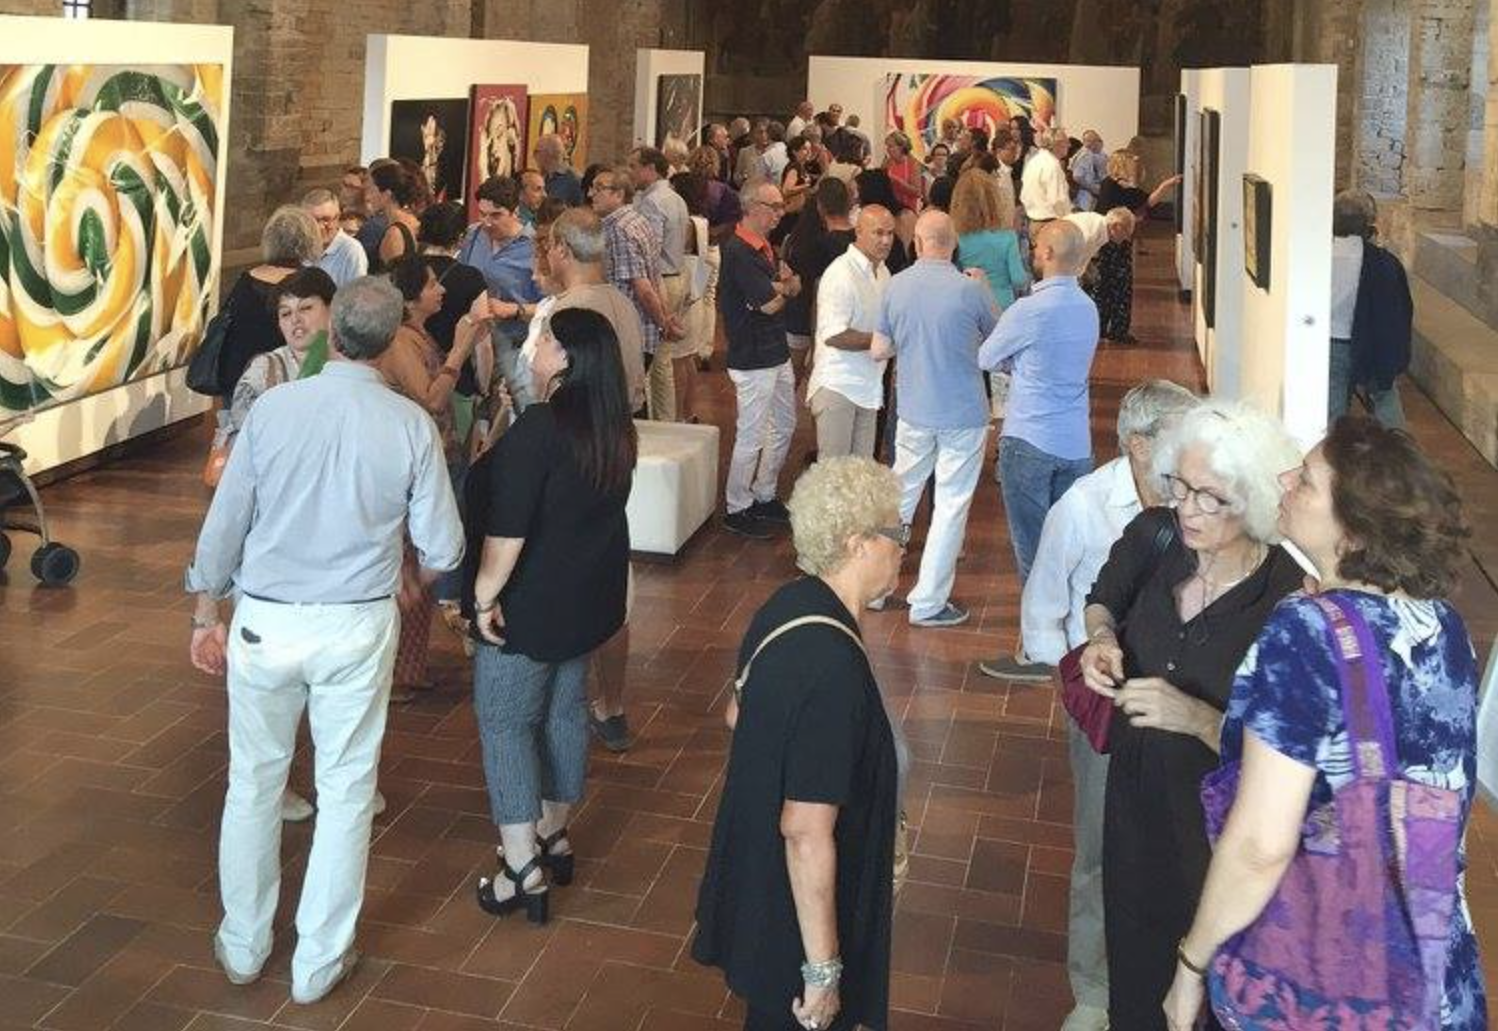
[1328,337,1406,428]
[998,435,1093,585]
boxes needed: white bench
[626,420,720,556]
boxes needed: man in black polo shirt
[719,181,802,538]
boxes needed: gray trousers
[1068,722,1109,1009]
[473,645,590,826]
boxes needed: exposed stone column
[1481,0,1498,226]
[1403,0,1478,211]
[1297,0,1365,189]
[1356,0,1410,195]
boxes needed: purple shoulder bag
[1198,594,1462,1030]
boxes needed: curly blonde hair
[788,457,901,576]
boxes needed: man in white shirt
[1020,127,1074,222]
[1065,207,1137,269]
[305,188,368,287]
[807,206,896,458]
[787,100,814,142]
[1011,379,1199,1031]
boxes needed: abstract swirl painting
[883,74,1057,162]
[0,63,223,413]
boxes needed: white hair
[1104,207,1136,235]
[1150,399,1303,543]
[1116,379,1200,450]
[1044,127,1071,148]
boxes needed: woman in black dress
[1091,150,1182,344]
[694,456,905,1031]
[1077,401,1304,1031]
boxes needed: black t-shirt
[219,271,285,400]
[461,403,631,662]
[1096,177,1149,215]
[692,577,898,1031]
[423,255,488,395]
[718,234,789,371]
[783,225,854,336]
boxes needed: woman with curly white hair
[694,457,904,1031]
[1075,399,1304,1031]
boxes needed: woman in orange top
[883,131,923,214]
[381,255,494,698]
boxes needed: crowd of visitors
[186,101,1475,1031]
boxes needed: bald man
[807,205,896,458]
[977,220,1099,672]
[869,210,999,627]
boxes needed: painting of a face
[527,93,589,169]
[390,98,469,204]
[467,84,529,219]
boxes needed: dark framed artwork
[1173,93,1187,233]
[390,98,470,204]
[655,73,701,150]
[1198,108,1221,329]
[1243,174,1272,289]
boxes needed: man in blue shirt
[535,133,584,207]
[458,176,542,396]
[979,219,1099,587]
[304,188,368,287]
[1070,131,1109,212]
[871,211,998,627]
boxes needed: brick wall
[1404,0,1478,210]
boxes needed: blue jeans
[1328,337,1405,428]
[998,435,1092,584]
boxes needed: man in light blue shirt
[1070,130,1109,212]
[458,175,542,394]
[979,219,1099,591]
[305,188,368,287]
[871,210,998,627]
[186,276,463,1007]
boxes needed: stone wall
[1359,0,1411,194]
[1404,0,1478,211]
[1483,0,1498,226]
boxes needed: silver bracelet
[800,957,842,988]
[190,615,222,630]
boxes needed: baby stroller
[0,434,81,586]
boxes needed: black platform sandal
[475,856,549,924]
[535,828,574,886]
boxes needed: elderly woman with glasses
[1075,399,1303,1031]
[694,457,906,1031]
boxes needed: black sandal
[535,828,574,886]
[476,856,549,924]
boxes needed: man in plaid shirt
[589,166,683,416]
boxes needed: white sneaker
[1060,1003,1109,1031]
[213,934,261,986]
[291,948,360,1005]
[373,790,387,816]
[280,789,315,823]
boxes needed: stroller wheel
[0,532,10,570]
[31,543,79,586]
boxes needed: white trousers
[217,596,398,999]
[893,421,988,620]
[725,361,797,514]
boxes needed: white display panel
[1193,68,1252,397]
[1240,64,1337,449]
[0,15,233,476]
[807,56,1140,159]
[632,49,705,150]
[1177,69,1202,298]
[361,35,590,167]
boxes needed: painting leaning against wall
[0,63,224,414]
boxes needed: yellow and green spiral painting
[0,63,223,413]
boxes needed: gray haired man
[187,275,464,1006]
[304,187,368,287]
[995,379,1199,1031]
[1020,126,1075,223]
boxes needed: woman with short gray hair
[213,205,324,401]
[1075,399,1303,1028]
[694,457,903,1031]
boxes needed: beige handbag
[733,615,911,896]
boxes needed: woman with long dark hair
[466,307,637,925]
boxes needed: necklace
[1197,544,1265,609]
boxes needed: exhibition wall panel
[361,35,589,168]
[1193,68,1252,397]
[807,57,1140,159]
[1177,70,1202,300]
[633,50,705,150]
[1,16,233,475]
[1241,64,1337,449]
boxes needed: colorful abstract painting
[883,74,1058,161]
[0,63,223,413]
[467,84,528,220]
[527,93,589,170]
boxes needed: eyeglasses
[751,200,786,213]
[1164,474,1232,515]
[873,524,911,549]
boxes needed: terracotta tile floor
[2,225,1496,1030]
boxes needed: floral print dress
[1222,590,1487,1029]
